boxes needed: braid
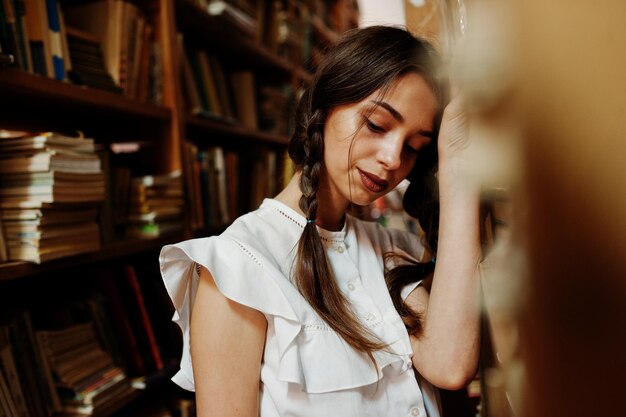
[293,101,386,356]
[298,110,324,219]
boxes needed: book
[0,365,19,417]
[0,217,7,262]
[35,321,135,416]
[125,173,184,237]
[230,71,258,129]
[65,27,121,93]
[6,311,56,416]
[3,221,99,240]
[0,326,28,417]
[96,270,146,377]
[178,34,203,115]
[24,0,53,77]
[0,130,93,146]
[6,231,100,263]
[1,0,23,71]
[44,0,65,80]
[0,206,97,225]
[0,149,101,175]
[12,0,33,74]
[62,0,123,86]
[125,266,163,370]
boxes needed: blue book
[44,0,64,80]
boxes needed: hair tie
[306,219,316,224]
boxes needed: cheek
[398,155,418,179]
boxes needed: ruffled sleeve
[159,234,299,391]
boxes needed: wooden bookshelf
[174,0,308,78]
[0,0,359,415]
[186,114,289,146]
[0,233,183,282]
[0,70,171,121]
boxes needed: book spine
[0,327,28,417]
[97,270,147,377]
[11,0,31,72]
[44,0,63,80]
[1,0,22,69]
[124,265,164,370]
[8,318,47,417]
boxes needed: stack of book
[0,131,104,263]
[65,27,122,94]
[36,322,134,417]
[126,173,184,238]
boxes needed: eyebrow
[371,100,404,122]
[370,100,435,139]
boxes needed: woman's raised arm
[407,92,482,390]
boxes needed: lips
[358,169,389,193]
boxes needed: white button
[410,407,420,416]
[347,283,355,291]
[366,313,376,322]
[337,246,344,253]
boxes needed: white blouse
[159,198,442,417]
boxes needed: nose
[376,136,403,171]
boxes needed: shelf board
[176,0,307,77]
[0,69,171,121]
[0,233,184,282]
[186,115,289,146]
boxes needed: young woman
[160,25,481,417]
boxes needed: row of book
[0,129,291,263]
[0,262,181,416]
[0,0,67,79]
[179,33,294,135]
[183,141,283,234]
[0,0,163,103]
[0,130,185,264]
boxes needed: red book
[124,266,164,370]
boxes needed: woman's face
[321,72,438,208]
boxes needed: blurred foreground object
[453,0,626,416]
[517,1,626,417]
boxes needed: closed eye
[365,118,386,134]
[405,136,432,156]
[404,144,421,155]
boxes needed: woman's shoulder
[161,199,301,278]
[222,200,302,258]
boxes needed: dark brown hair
[288,26,446,355]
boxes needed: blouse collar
[261,198,348,244]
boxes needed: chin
[348,191,382,207]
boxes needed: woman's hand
[438,89,470,162]
[437,88,480,194]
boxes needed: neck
[275,171,348,231]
